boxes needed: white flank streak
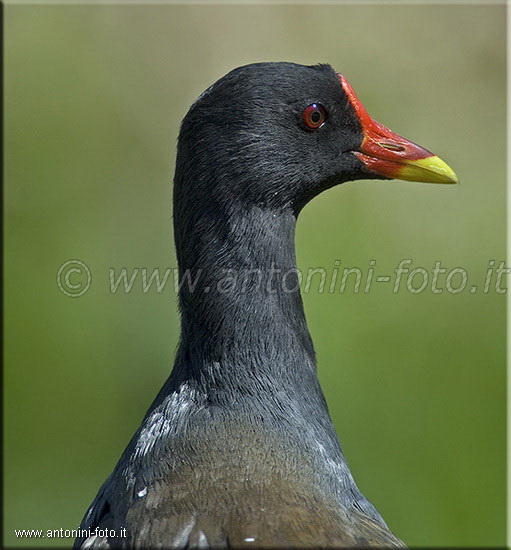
[134,382,197,457]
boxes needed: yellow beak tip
[396,155,458,185]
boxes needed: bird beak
[339,74,458,184]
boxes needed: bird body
[75,62,456,549]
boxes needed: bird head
[175,62,457,214]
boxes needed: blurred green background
[5,4,506,548]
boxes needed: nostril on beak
[378,142,406,152]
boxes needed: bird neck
[173,204,316,388]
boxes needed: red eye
[302,103,327,130]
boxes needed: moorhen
[75,62,457,549]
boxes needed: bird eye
[302,103,327,130]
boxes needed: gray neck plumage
[172,204,316,393]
